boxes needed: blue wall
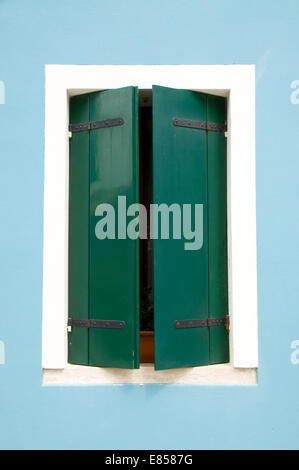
[0,0,299,450]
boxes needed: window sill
[43,363,257,385]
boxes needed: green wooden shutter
[206,94,229,364]
[69,94,90,365]
[153,85,229,370]
[68,87,140,369]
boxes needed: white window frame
[42,65,258,378]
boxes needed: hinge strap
[68,319,125,329]
[173,118,227,133]
[175,316,229,331]
[69,117,124,133]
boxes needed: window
[68,85,229,371]
[42,65,258,384]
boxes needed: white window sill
[43,363,257,386]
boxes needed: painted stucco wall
[0,0,298,449]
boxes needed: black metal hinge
[173,118,227,133]
[175,315,229,332]
[69,117,124,133]
[68,318,125,329]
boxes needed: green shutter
[69,94,90,365]
[207,94,229,364]
[153,85,229,370]
[68,87,140,369]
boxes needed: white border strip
[43,363,257,386]
[42,65,258,370]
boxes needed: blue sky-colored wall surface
[0,0,299,449]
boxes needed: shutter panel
[69,94,90,365]
[89,87,139,369]
[207,94,229,364]
[153,85,229,370]
[69,87,140,369]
